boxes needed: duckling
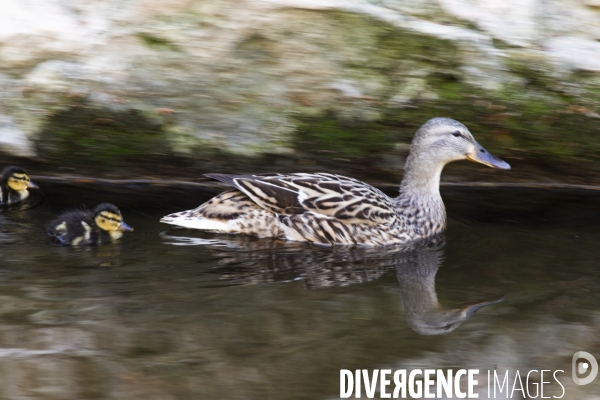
[161,117,510,246]
[46,203,133,246]
[0,166,39,205]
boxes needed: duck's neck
[396,154,447,233]
[400,154,445,195]
[108,230,123,240]
[0,183,28,203]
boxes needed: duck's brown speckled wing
[205,173,406,245]
[205,173,304,215]
[206,172,398,226]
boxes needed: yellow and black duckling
[0,166,39,205]
[46,203,133,246]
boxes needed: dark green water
[0,184,599,399]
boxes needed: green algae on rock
[36,105,171,169]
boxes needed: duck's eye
[101,219,106,223]
[452,131,462,137]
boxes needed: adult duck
[160,117,510,245]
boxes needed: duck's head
[93,203,133,233]
[409,117,511,170]
[406,297,504,336]
[2,166,39,193]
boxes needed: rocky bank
[2,0,600,181]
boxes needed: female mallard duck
[160,118,510,246]
[0,166,39,205]
[46,203,133,246]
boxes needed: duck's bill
[119,222,134,232]
[28,181,39,189]
[463,296,505,318]
[466,142,511,170]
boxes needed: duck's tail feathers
[159,190,284,238]
[160,212,232,232]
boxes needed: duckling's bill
[119,221,134,231]
[28,180,39,189]
[466,141,511,170]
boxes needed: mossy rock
[294,113,395,158]
[36,104,172,171]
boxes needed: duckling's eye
[452,131,462,138]
[101,219,106,223]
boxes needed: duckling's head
[408,117,510,170]
[1,166,39,193]
[93,203,133,233]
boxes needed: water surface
[0,184,599,399]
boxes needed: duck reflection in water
[162,232,406,287]
[162,232,503,334]
[396,248,503,335]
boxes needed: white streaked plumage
[160,118,510,245]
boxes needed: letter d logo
[572,351,598,385]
